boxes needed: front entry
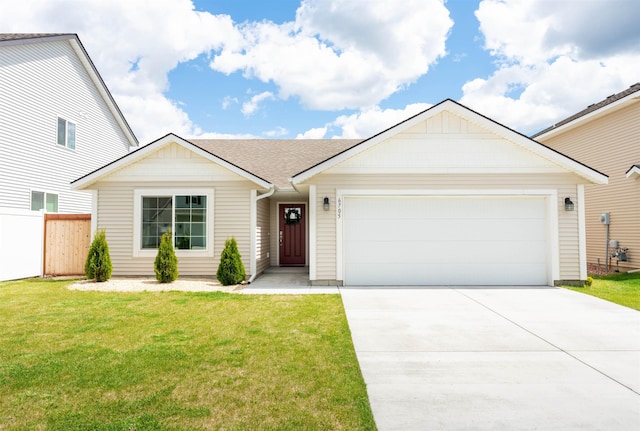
[279,204,306,266]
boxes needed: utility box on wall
[600,212,610,225]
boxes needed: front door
[279,204,306,266]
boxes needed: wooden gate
[43,214,91,276]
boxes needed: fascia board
[72,134,272,190]
[67,36,139,147]
[291,102,447,184]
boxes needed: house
[0,34,138,281]
[534,83,640,272]
[72,99,607,286]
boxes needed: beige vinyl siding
[0,39,131,213]
[96,181,254,277]
[312,173,585,282]
[256,198,271,274]
[538,102,640,270]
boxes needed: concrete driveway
[341,287,640,431]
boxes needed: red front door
[279,204,306,266]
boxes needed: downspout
[249,186,276,283]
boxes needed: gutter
[249,186,276,283]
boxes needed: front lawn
[565,272,640,311]
[0,279,376,430]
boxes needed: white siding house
[74,100,606,286]
[0,33,138,281]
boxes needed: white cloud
[0,0,243,143]
[296,127,328,139]
[296,103,431,139]
[210,0,453,110]
[222,96,238,110]
[241,91,275,116]
[461,0,640,134]
[264,126,289,137]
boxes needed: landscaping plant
[84,230,112,282]
[154,230,178,283]
[216,237,246,285]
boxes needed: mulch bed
[587,262,625,276]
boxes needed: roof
[0,33,138,147]
[73,99,608,190]
[72,134,276,190]
[190,139,360,188]
[532,83,640,139]
[292,99,608,185]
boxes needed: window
[137,190,211,254]
[57,117,76,149]
[31,191,58,212]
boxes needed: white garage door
[344,196,549,286]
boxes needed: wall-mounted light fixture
[323,197,330,211]
[564,197,574,211]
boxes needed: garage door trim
[336,189,560,286]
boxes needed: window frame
[30,190,59,212]
[133,189,214,258]
[57,116,76,150]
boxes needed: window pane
[31,191,44,211]
[172,195,206,250]
[57,118,66,146]
[46,194,58,212]
[67,122,76,149]
[142,196,172,249]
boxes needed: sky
[2,0,639,144]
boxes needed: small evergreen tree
[84,230,113,282]
[216,237,246,286]
[154,230,178,283]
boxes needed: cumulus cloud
[241,91,275,116]
[462,0,640,134]
[296,103,431,139]
[0,0,242,142]
[210,0,453,110]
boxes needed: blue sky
[2,0,638,143]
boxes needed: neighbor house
[534,83,640,272]
[72,99,606,286]
[0,34,138,281]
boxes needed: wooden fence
[43,214,91,276]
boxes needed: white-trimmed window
[31,191,58,212]
[134,189,214,257]
[57,117,76,149]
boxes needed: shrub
[585,276,594,287]
[154,230,178,283]
[216,237,246,286]
[84,230,113,282]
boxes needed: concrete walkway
[242,267,339,294]
[341,287,640,431]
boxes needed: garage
[343,195,549,286]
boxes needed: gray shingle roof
[190,139,361,187]
[533,83,640,138]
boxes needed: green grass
[0,279,376,430]
[565,272,640,311]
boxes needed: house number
[337,197,342,219]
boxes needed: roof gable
[72,134,272,189]
[292,99,608,184]
[0,33,138,147]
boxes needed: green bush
[154,230,178,283]
[84,230,113,282]
[585,276,594,287]
[216,237,246,286]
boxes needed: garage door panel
[347,216,546,242]
[347,263,548,286]
[344,196,549,286]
